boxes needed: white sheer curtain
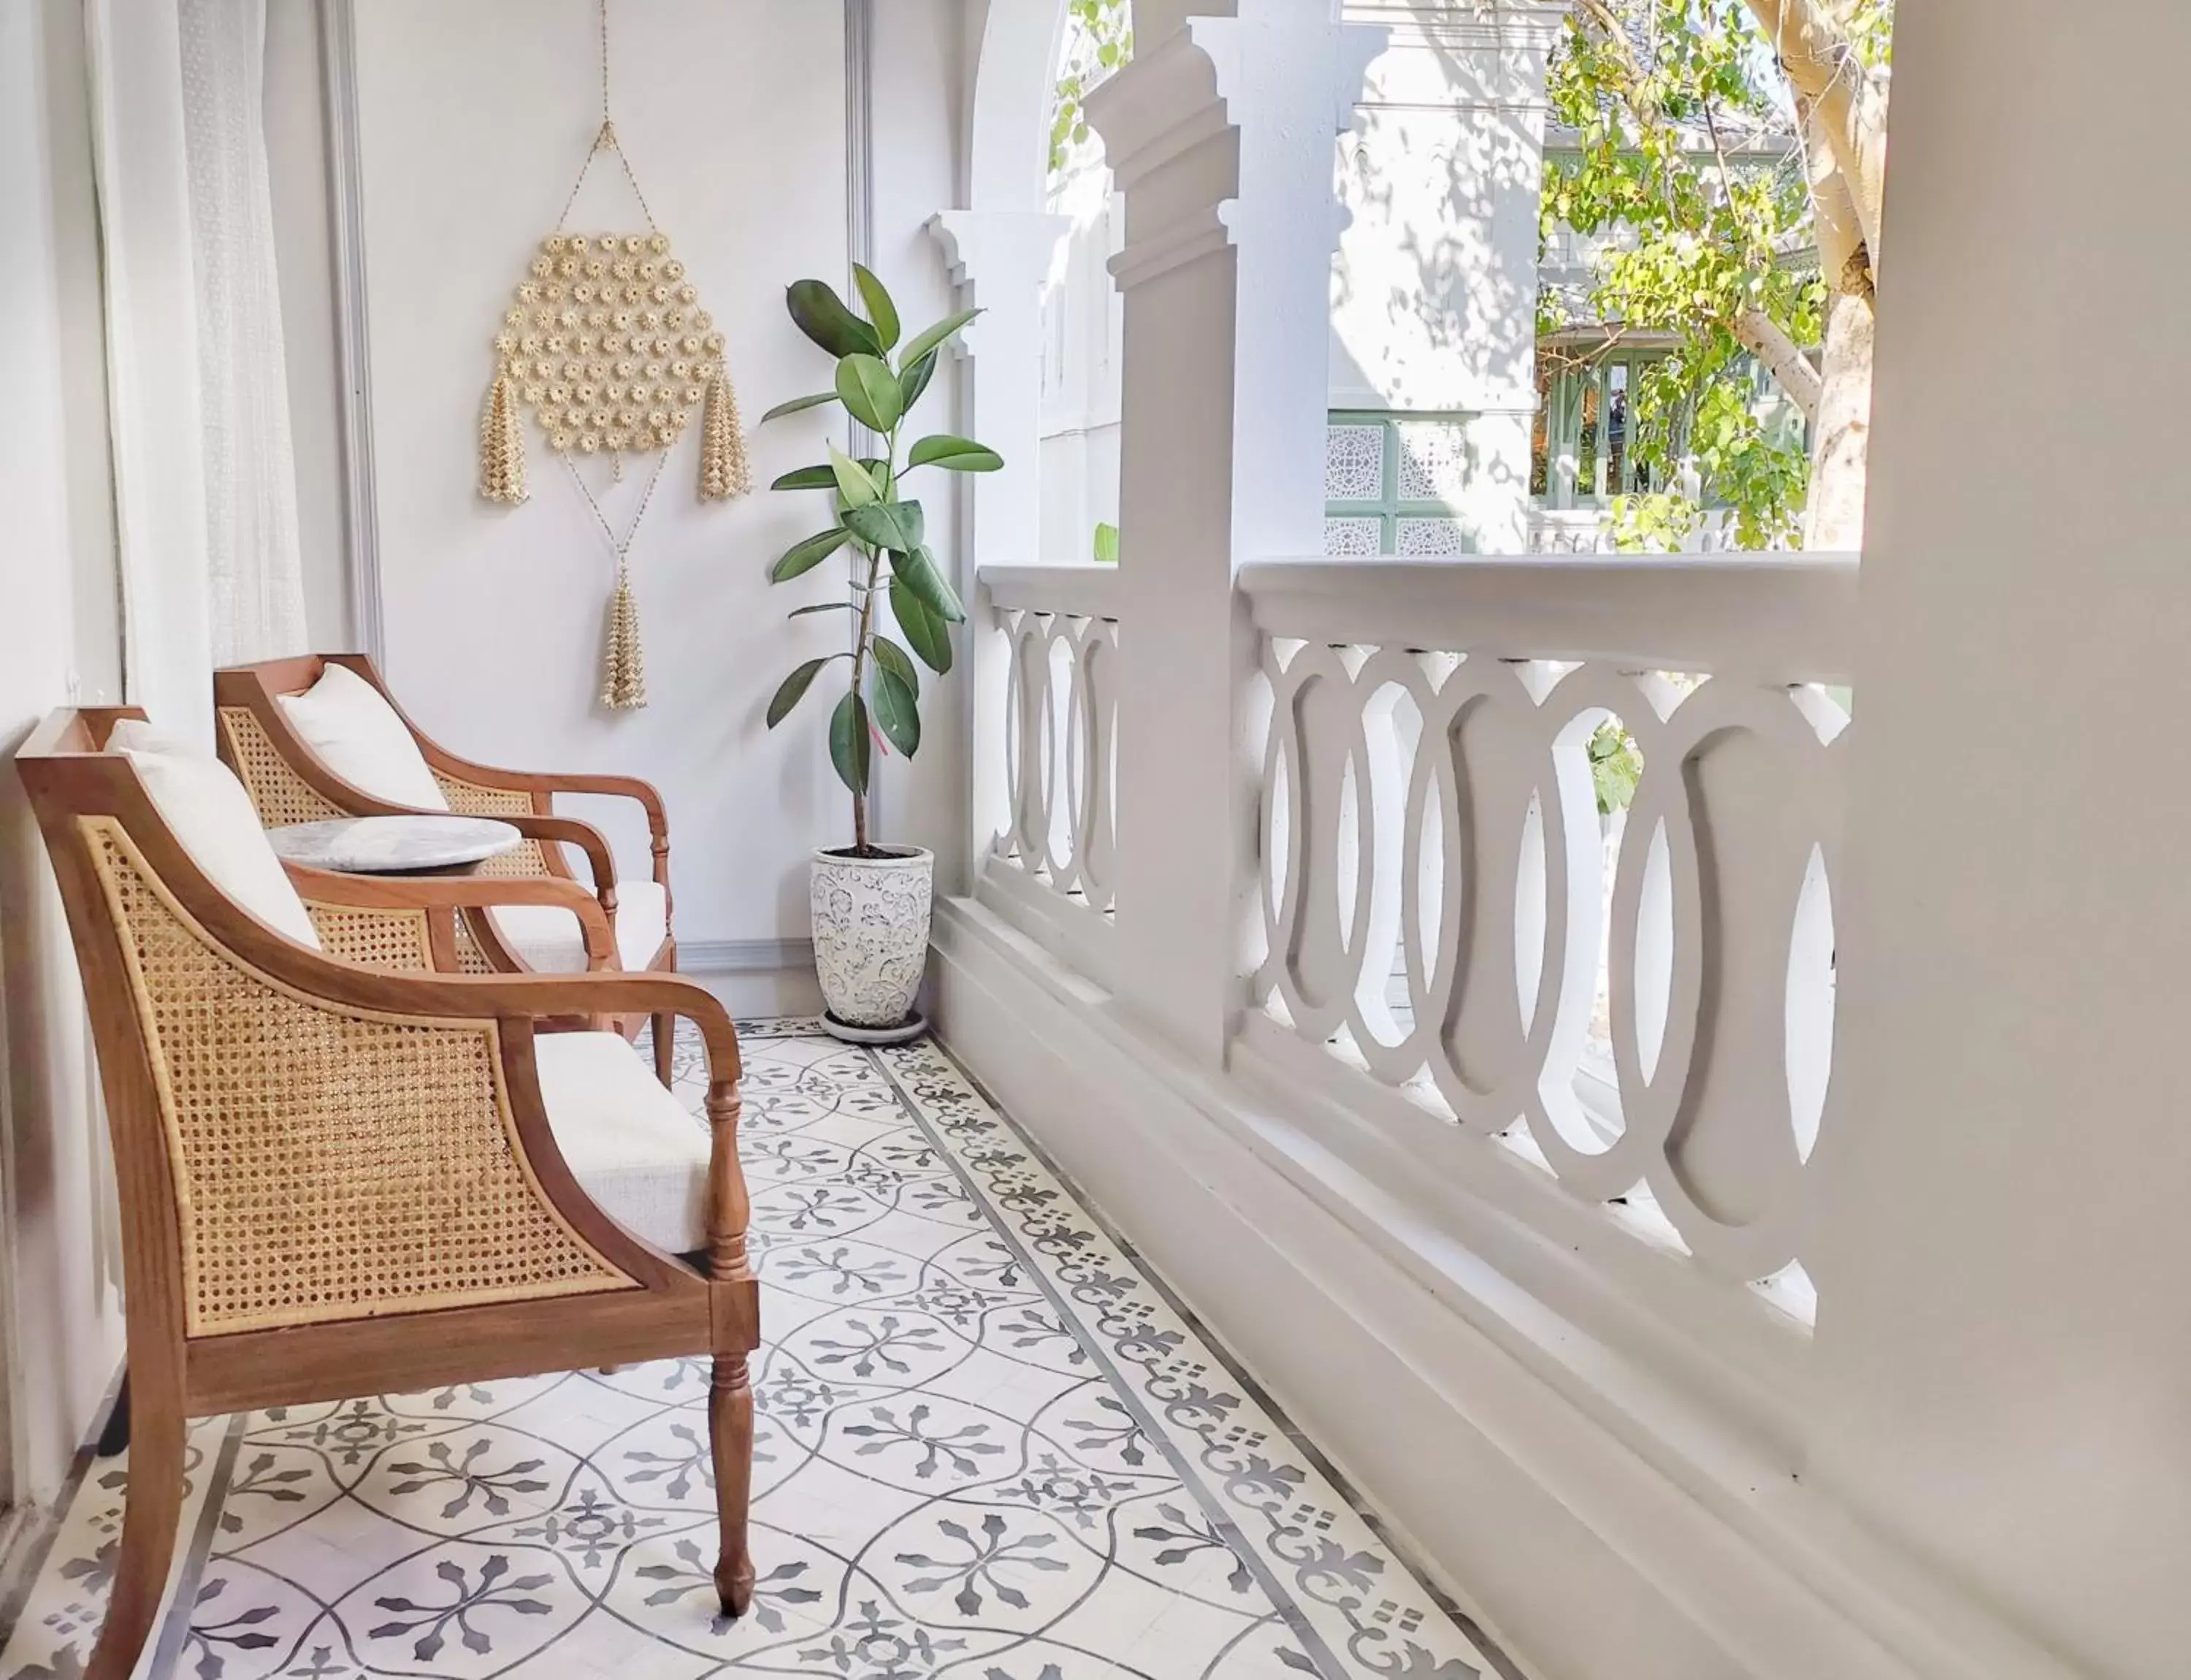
[177,0,308,663]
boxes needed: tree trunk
[1797,87,1874,551]
[1804,288,1873,549]
[1739,0,1889,260]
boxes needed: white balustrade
[1239,554,1857,1301]
[977,565,1122,976]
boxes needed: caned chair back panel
[218,706,345,826]
[430,771,558,878]
[82,817,635,1336]
[305,902,437,972]
[432,770,535,818]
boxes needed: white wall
[349,0,865,952]
[1815,2,2191,1676]
[0,0,129,1503]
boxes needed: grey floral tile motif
[0,1021,1507,1680]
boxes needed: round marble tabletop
[267,814,524,875]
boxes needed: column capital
[927,210,1071,359]
[1085,4,1383,292]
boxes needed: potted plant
[760,267,997,1042]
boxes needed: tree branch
[1735,308,1821,422]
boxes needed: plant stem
[846,426,900,853]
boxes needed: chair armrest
[503,814,621,910]
[456,770,672,917]
[285,863,616,970]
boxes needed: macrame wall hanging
[475,0,752,710]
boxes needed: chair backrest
[214,654,556,874]
[15,710,631,1341]
[214,654,399,825]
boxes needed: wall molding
[318,0,382,663]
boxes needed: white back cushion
[276,663,448,812]
[109,719,323,950]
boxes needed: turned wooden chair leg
[653,1010,675,1086]
[86,1385,186,1680]
[708,1351,755,1617]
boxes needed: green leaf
[1092,520,1120,564]
[890,545,966,625]
[870,633,919,698]
[827,446,882,510]
[758,390,838,424]
[906,435,1003,473]
[871,665,921,757]
[899,351,938,414]
[851,264,901,351]
[771,464,837,491]
[788,600,854,617]
[767,657,837,727]
[828,692,871,795]
[835,354,905,433]
[890,577,955,675]
[843,499,925,555]
[770,527,851,583]
[898,308,980,373]
[786,279,881,359]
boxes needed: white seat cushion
[489,877,667,974]
[533,1031,708,1253]
[109,719,323,950]
[276,663,449,812]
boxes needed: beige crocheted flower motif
[501,229,726,457]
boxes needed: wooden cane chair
[212,654,682,1081]
[17,709,760,1680]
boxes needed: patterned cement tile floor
[0,1021,1512,1680]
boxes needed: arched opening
[1039,1,1131,566]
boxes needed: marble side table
[267,814,524,875]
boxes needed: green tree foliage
[1545,0,1891,549]
[1049,0,1134,175]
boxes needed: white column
[930,210,1070,887]
[1087,3,1379,1064]
[1331,2,1560,553]
[1813,2,2191,1675]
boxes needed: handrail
[1238,553,1861,685]
[979,563,1122,622]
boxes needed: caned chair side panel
[81,817,637,1336]
[218,707,346,826]
[305,903,438,973]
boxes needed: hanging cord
[552,0,659,233]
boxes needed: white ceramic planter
[810,846,934,1033]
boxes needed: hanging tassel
[600,566,648,711]
[699,368,753,501]
[478,368,528,505]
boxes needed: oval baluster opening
[1357,681,1420,1050]
[1045,631,1077,875]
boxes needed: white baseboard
[676,939,822,1019]
[928,894,2079,1680]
